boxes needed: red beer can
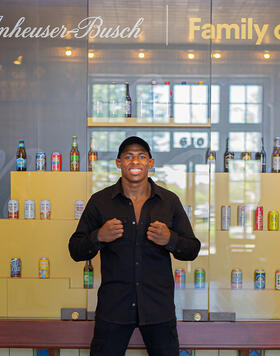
[51,152,62,171]
[254,206,263,231]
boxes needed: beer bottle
[241,151,252,161]
[224,138,234,172]
[88,135,98,171]
[83,260,93,289]
[16,139,27,171]
[255,137,266,173]
[124,82,132,118]
[272,136,280,173]
[70,136,80,171]
[206,148,216,164]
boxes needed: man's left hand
[147,221,171,246]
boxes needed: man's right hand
[97,218,124,243]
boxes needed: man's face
[116,144,154,183]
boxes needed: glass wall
[1,0,280,328]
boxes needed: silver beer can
[40,200,51,220]
[221,205,231,230]
[8,200,19,219]
[24,200,35,219]
[75,200,85,219]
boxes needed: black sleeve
[68,197,104,262]
[164,195,201,261]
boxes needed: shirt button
[129,202,132,206]
[136,261,139,265]
[136,282,140,286]
[132,221,136,225]
[132,303,136,307]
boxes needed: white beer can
[75,200,85,219]
[25,200,35,219]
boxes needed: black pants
[90,318,179,356]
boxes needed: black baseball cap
[117,136,152,158]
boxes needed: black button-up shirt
[69,177,200,325]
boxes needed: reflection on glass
[136,84,170,123]
[91,83,126,121]
[173,132,208,149]
[173,84,220,124]
[229,85,262,124]
[229,132,261,152]
[136,131,170,152]
[89,131,125,151]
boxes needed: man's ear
[116,158,121,169]
[149,158,155,169]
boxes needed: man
[68,136,201,356]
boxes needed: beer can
[40,200,51,220]
[175,268,186,288]
[39,258,50,279]
[8,200,19,219]
[231,268,242,289]
[75,200,85,219]
[254,206,263,231]
[11,258,21,278]
[194,268,206,288]
[254,269,265,289]
[268,210,279,231]
[275,270,280,290]
[36,152,46,171]
[185,205,192,222]
[24,200,35,219]
[237,205,246,227]
[51,152,62,171]
[221,205,231,230]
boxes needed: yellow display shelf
[0,279,8,317]
[7,278,87,318]
[10,172,94,220]
[87,117,211,127]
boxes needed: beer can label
[237,206,246,227]
[39,258,50,279]
[75,200,85,219]
[268,211,279,231]
[36,153,46,171]
[175,268,186,289]
[231,269,242,289]
[254,206,263,231]
[40,200,51,220]
[51,153,62,171]
[8,200,19,219]
[255,270,265,289]
[194,268,206,289]
[11,258,21,278]
[221,205,231,230]
[24,200,35,219]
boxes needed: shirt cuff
[164,230,177,253]
[89,229,104,251]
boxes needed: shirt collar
[111,177,163,200]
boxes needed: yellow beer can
[268,210,279,231]
[39,258,50,279]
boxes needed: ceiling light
[213,52,221,59]
[88,50,95,59]
[138,52,145,59]
[65,49,72,57]
[188,53,195,59]
[263,52,271,59]
[13,55,23,65]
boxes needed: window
[229,85,262,124]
